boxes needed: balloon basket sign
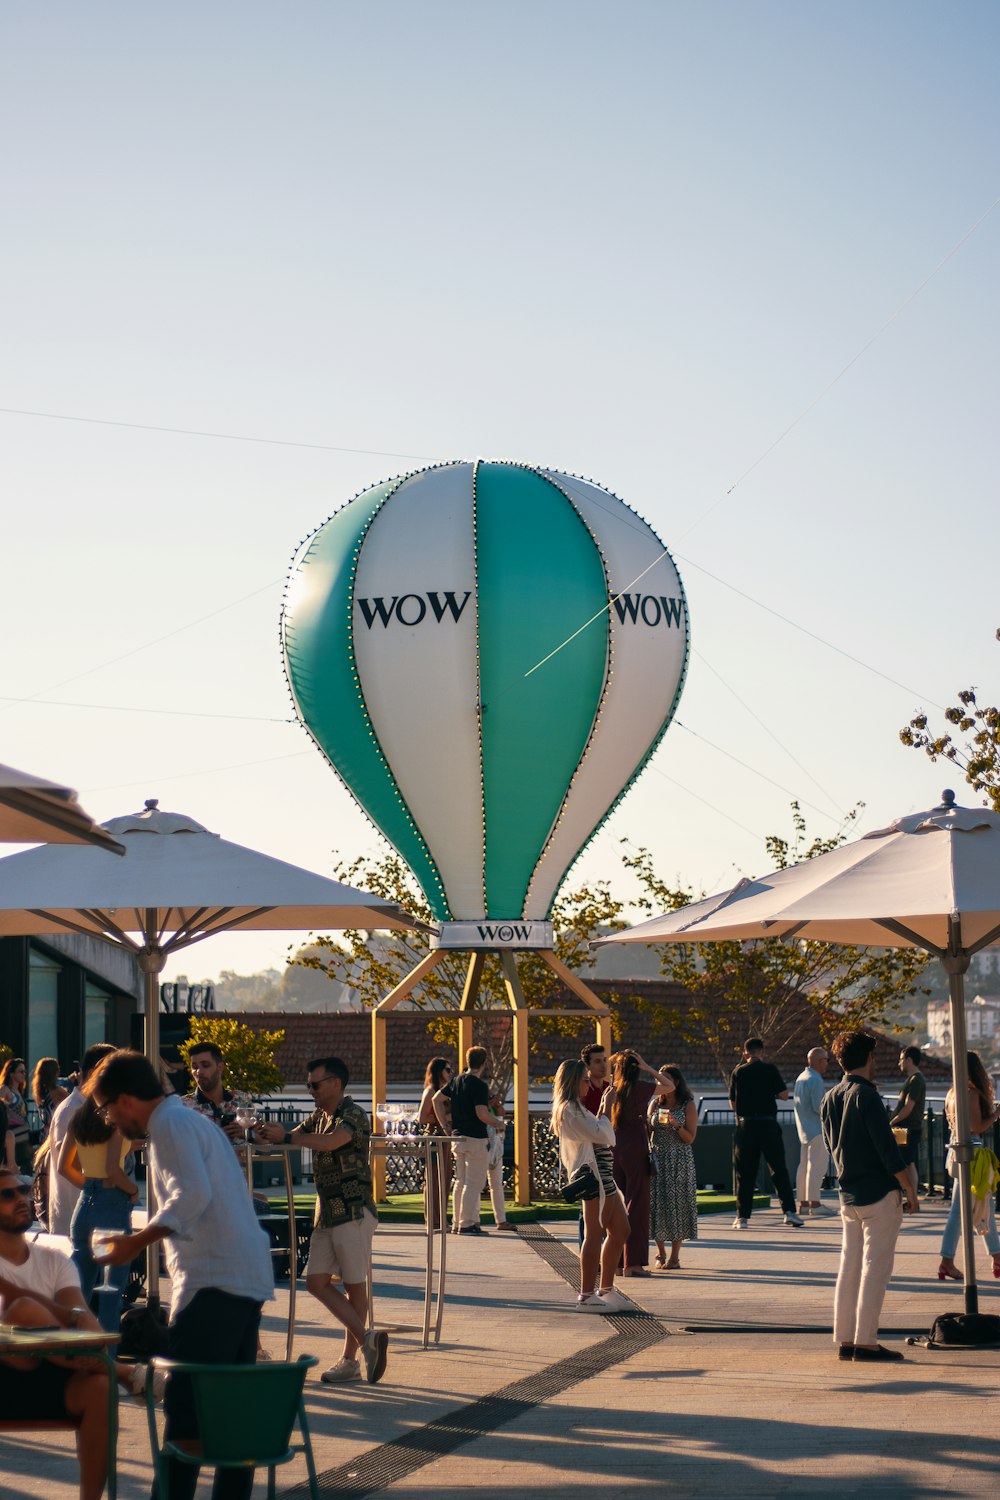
[281,459,690,1201]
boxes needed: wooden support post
[500,952,532,1207]
[372,1010,388,1200]
[457,952,484,1064]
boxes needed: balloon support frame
[370,948,612,1205]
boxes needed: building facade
[0,934,141,1069]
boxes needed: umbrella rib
[91,908,145,950]
[27,908,143,952]
[164,907,276,953]
[0,789,125,854]
[964,916,1000,958]
[871,917,942,960]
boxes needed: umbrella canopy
[0,796,422,1302]
[0,798,419,945]
[0,762,124,854]
[609,797,1000,953]
[603,790,999,1319]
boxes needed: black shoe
[458,1225,488,1236]
[838,1344,855,1360]
[852,1344,904,1363]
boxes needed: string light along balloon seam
[551,462,692,864]
[280,462,460,919]
[524,465,690,912]
[333,462,452,918]
[488,461,618,919]
[471,458,489,916]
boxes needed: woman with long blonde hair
[551,1059,631,1312]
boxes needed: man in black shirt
[821,1029,918,1363]
[729,1037,802,1229]
[450,1047,504,1236]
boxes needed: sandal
[665,1258,681,1270]
[624,1266,652,1277]
[654,1256,667,1270]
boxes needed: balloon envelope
[282,460,688,923]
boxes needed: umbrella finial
[941,789,956,809]
[144,799,159,811]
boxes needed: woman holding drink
[648,1064,699,1270]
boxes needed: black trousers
[154,1287,262,1500]
[734,1120,796,1218]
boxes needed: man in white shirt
[794,1047,831,1215]
[0,1167,111,1500]
[46,1042,116,1236]
[92,1049,274,1500]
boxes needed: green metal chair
[144,1354,320,1499]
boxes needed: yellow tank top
[76,1136,130,1178]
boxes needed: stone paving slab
[6,1198,1000,1497]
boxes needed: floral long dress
[650,1103,698,1242]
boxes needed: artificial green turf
[265,1190,770,1224]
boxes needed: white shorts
[305,1209,376,1285]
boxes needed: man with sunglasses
[0,1168,111,1500]
[258,1056,388,1386]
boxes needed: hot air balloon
[281,458,689,1200]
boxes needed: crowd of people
[0,1025,994,1496]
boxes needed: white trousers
[487,1152,506,1224]
[452,1136,490,1230]
[796,1135,828,1202]
[833,1191,903,1346]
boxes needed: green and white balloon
[281,460,688,931]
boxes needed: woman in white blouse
[551,1059,631,1313]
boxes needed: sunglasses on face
[0,1184,31,1201]
[306,1077,328,1091]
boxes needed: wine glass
[91,1229,117,1291]
[235,1094,258,1147]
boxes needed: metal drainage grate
[284,1226,669,1497]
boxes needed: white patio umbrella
[0,796,423,1299]
[604,789,1000,1320]
[0,762,124,853]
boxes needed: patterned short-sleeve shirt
[304,1095,376,1229]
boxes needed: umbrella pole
[139,945,167,1307]
[943,929,977,1316]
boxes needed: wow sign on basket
[281,460,689,945]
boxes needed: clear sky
[1,2,997,984]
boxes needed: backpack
[118,1299,171,1360]
[926,1312,1000,1348]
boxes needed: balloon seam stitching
[279,464,458,922]
[515,466,614,921]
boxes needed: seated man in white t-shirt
[0,1168,111,1500]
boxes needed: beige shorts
[305,1209,376,1285]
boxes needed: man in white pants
[793,1047,830,1215]
[821,1030,918,1364]
[449,1048,505,1236]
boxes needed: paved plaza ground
[5,1196,1000,1498]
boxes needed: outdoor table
[0,1324,120,1499]
[238,1142,301,1362]
[369,1134,449,1347]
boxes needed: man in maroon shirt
[581,1043,609,1114]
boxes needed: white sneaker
[732,1217,749,1230]
[810,1203,837,1217]
[362,1328,389,1385]
[573,1294,606,1313]
[597,1288,636,1313]
[321,1357,361,1384]
[784,1212,805,1227]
